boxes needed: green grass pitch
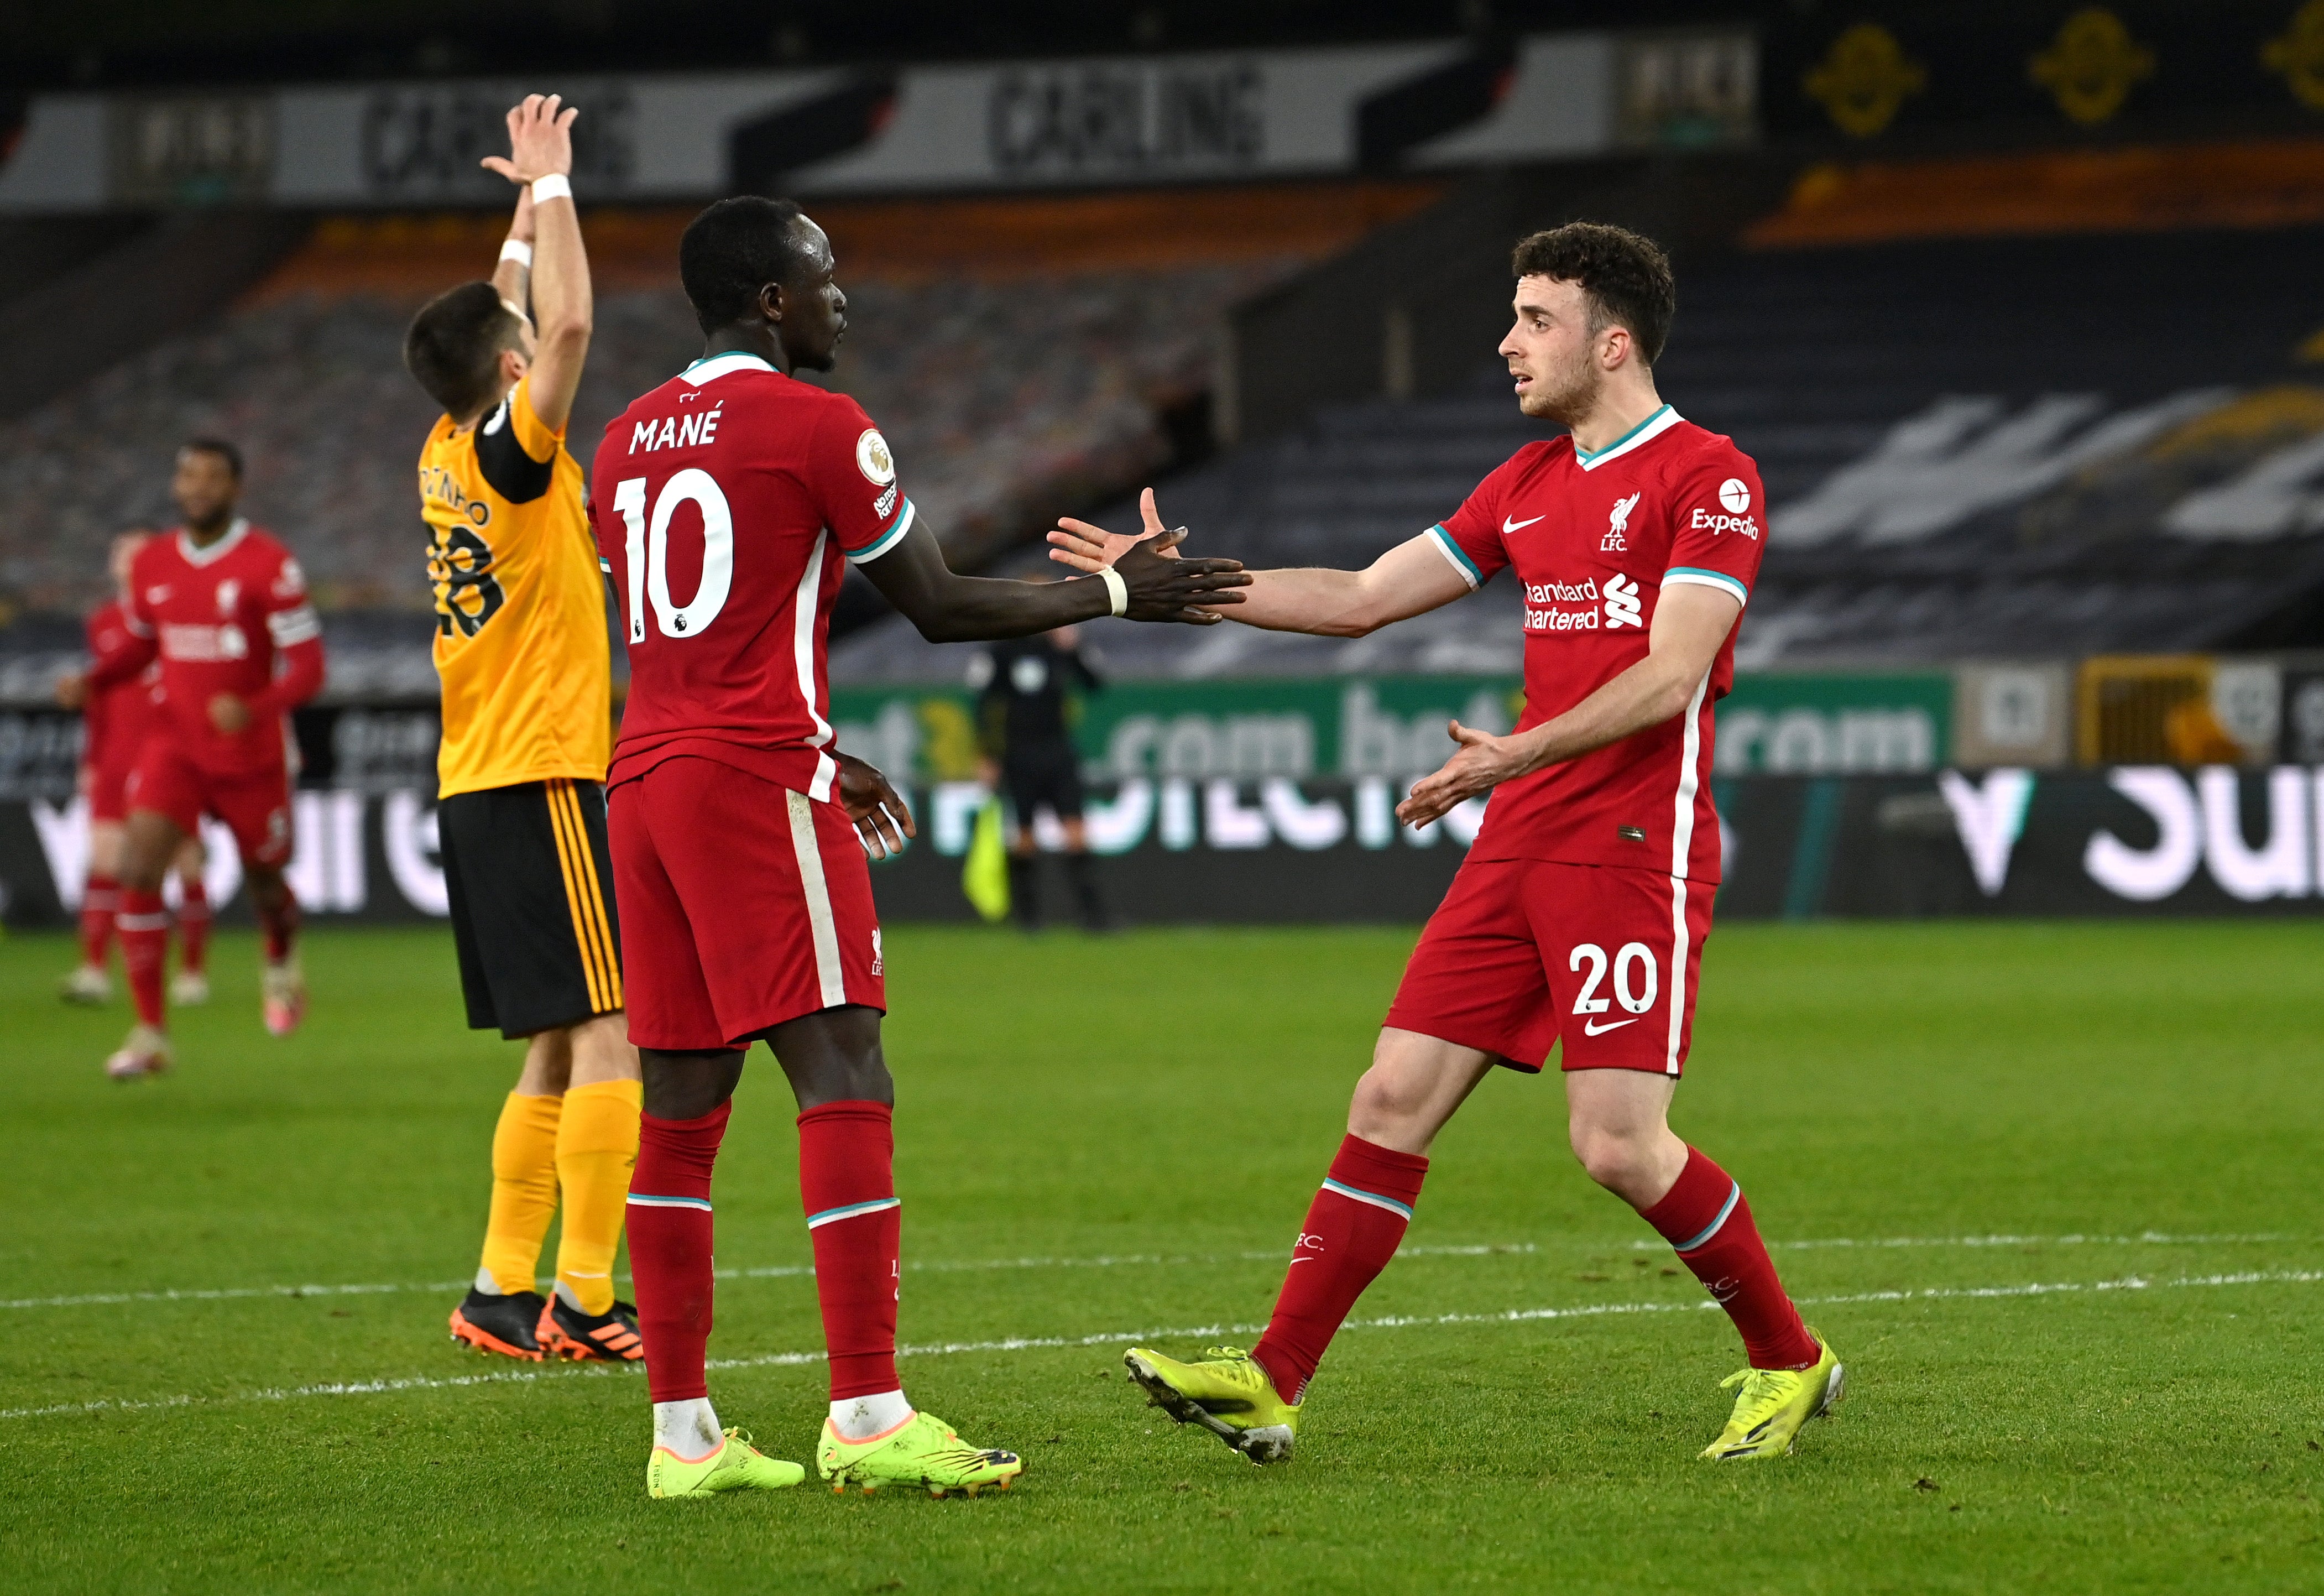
[1,919,2320,1593]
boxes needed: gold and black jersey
[419,377,611,799]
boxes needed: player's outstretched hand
[1051,489,1246,624]
[835,752,916,859]
[1397,720,1529,828]
[1114,532,1247,624]
[1048,486,1181,573]
[481,93,578,186]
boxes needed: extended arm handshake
[827,496,1253,852]
[1045,488,1741,828]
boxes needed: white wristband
[498,238,533,267]
[530,173,572,204]
[1098,566,1128,618]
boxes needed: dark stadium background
[3,0,2323,927]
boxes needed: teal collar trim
[1574,404,1679,470]
[681,352,778,384]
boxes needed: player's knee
[1569,1122,1652,1193]
[118,836,173,893]
[1347,1063,1425,1140]
[640,1047,744,1120]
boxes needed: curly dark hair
[1510,222,1675,367]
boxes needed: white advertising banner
[0,31,1756,213]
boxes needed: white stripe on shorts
[787,788,848,1010]
[1664,671,1711,1077]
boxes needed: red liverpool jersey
[1428,406,1764,883]
[81,598,163,773]
[590,352,916,802]
[124,520,326,774]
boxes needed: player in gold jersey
[402,95,642,1365]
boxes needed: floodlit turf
[1,919,2320,1593]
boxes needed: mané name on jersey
[1427,405,1765,884]
[126,521,323,774]
[588,352,915,804]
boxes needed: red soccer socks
[176,874,210,974]
[1642,1146,1818,1370]
[797,1100,902,1402]
[1253,1135,1429,1403]
[79,873,119,970]
[117,887,170,1029]
[627,1102,728,1405]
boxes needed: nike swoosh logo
[1582,1017,1639,1036]
[1502,515,1545,533]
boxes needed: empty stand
[837,220,2324,680]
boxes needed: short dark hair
[1510,222,1676,367]
[179,437,243,479]
[403,280,525,420]
[679,196,810,335]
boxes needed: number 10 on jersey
[613,471,734,642]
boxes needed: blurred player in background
[55,531,211,1008]
[595,195,1247,1500]
[972,622,1109,931]
[1055,223,1843,1465]
[101,441,325,1079]
[401,95,644,1367]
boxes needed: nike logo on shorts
[1582,1017,1639,1036]
[1503,514,1545,533]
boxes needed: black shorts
[441,777,624,1039]
[1004,742,1085,825]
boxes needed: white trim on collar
[1575,405,1684,472]
[176,518,250,567]
[681,352,778,386]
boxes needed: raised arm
[1049,489,1469,637]
[1397,581,1741,826]
[860,520,1248,645]
[482,94,591,433]
[490,186,534,317]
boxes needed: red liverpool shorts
[123,739,291,867]
[1384,858,1715,1077]
[609,755,885,1051]
[86,753,137,823]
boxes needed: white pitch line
[1759,1232,2298,1253]
[4,1232,2301,1314]
[4,1269,2319,1426]
[0,1245,1549,1310]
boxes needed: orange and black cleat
[539,1293,645,1362]
[449,1287,549,1360]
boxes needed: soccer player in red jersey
[98,441,326,1078]
[55,531,213,1008]
[1053,223,1845,1463]
[589,197,1249,1499]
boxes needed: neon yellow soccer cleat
[1123,1345,1301,1465]
[1700,1329,1845,1461]
[817,1411,1023,1497]
[646,1428,805,1499]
